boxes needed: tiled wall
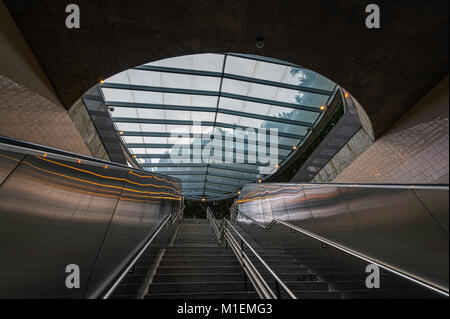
[330,76,449,184]
[0,74,92,156]
[311,128,373,183]
[68,98,110,161]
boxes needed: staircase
[230,221,440,299]
[144,218,258,299]
[229,221,341,299]
[111,217,439,299]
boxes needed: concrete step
[161,255,297,262]
[279,281,329,291]
[268,273,318,282]
[291,291,342,299]
[159,260,240,267]
[181,219,210,224]
[256,266,310,274]
[170,243,219,249]
[167,247,229,251]
[152,273,245,283]
[329,279,439,291]
[164,250,236,256]
[341,289,441,299]
[122,274,145,284]
[147,282,255,294]
[172,241,218,245]
[174,235,216,239]
[173,240,218,244]
[144,291,259,299]
[175,234,214,236]
[156,266,244,275]
[112,283,141,295]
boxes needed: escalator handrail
[231,207,449,298]
[0,135,180,183]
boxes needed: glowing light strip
[37,156,181,192]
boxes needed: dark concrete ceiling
[4,0,448,138]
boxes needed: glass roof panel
[147,53,225,72]
[101,53,337,200]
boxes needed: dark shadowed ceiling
[4,0,449,138]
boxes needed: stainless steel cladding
[236,183,449,294]
[0,144,182,298]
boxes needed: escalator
[0,136,448,299]
[0,136,182,298]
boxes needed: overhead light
[255,37,265,49]
[237,190,241,195]
[320,105,326,111]
[100,80,105,84]
[345,92,349,98]
[119,131,124,135]
[276,164,280,168]
[258,179,262,183]
[202,197,206,202]
[133,155,137,158]
[292,146,297,150]
[43,153,47,157]
[104,165,108,169]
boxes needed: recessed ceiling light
[255,37,265,49]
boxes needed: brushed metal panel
[341,187,449,290]
[0,154,125,298]
[412,189,449,235]
[282,188,320,233]
[302,186,370,253]
[0,149,24,184]
[236,183,449,295]
[83,170,179,298]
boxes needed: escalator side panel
[236,184,449,293]
[0,154,126,298]
[0,144,181,298]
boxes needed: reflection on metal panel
[0,149,23,184]
[412,188,449,236]
[291,90,361,183]
[0,142,181,298]
[236,183,449,293]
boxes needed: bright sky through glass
[100,53,337,201]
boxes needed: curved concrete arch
[4,0,449,139]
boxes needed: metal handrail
[0,135,177,180]
[103,204,184,299]
[231,207,449,298]
[206,208,297,299]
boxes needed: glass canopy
[100,53,337,201]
